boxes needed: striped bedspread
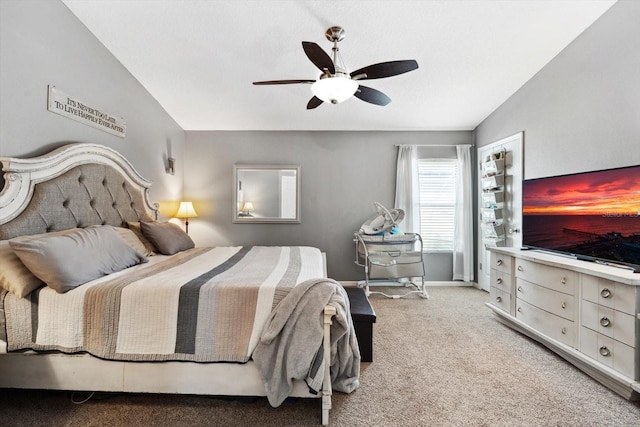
[1,246,324,362]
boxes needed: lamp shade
[311,75,358,104]
[241,202,254,212]
[175,201,198,219]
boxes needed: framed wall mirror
[233,165,301,223]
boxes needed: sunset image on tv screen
[523,167,640,216]
[522,165,640,269]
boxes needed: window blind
[418,158,457,251]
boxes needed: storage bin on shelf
[482,190,504,208]
[481,158,504,176]
[481,222,505,247]
[481,208,503,222]
[481,173,504,191]
[483,238,504,248]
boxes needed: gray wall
[7,0,634,284]
[184,131,472,281]
[474,0,640,176]
[0,0,185,211]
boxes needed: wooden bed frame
[0,143,336,425]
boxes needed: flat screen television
[522,165,640,273]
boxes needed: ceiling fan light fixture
[311,75,358,104]
[253,26,418,109]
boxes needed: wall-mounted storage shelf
[481,151,507,247]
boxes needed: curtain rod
[394,144,474,147]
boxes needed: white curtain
[453,144,474,281]
[394,145,420,234]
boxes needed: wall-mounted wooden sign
[47,86,126,138]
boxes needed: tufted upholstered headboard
[0,143,158,240]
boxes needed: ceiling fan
[253,26,419,109]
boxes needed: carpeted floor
[1,286,639,426]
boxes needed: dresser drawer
[581,275,636,315]
[515,259,578,295]
[581,300,636,348]
[490,268,512,294]
[516,278,576,321]
[490,286,511,313]
[516,299,575,347]
[580,327,635,379]
[490,252,512,274]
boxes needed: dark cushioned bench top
[345,287,376,322]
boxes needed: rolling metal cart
[354,232,429,299]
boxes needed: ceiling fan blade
[306,96,324,110]
[253,79,315,85]
[354,85,391,106]
[350,60,418,80]
[302,42,335,74]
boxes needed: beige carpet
[1,286,639,426]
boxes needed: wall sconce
[166,157,176,175]
[239,201,254,217]
[175,201,198,234]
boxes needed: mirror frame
[233,164,301,223]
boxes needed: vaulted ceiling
[61,0,616,131]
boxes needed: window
[418,158,457,251]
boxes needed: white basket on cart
[354,232,429,299]
[356,234,423,278]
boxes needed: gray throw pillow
[1,229,83,297]
[114,226,155,257]
[140,221,195,255]
[126,221,158,255]
[9,226,147,293]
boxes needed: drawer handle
[599,346,611,357]
[561,301,566,309]
[517,265,523,272]
[600,288,611,298]
[517,307,522,313]
[561,328,566,335]
[600,317,611,327]
[561,277,566,284]
[496,277,503,284]
[517,286,523,292]
[496,296,502,303]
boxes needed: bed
[0,143,360,425]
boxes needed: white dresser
[487,248,640,400]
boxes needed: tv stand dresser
[487,247,640,400]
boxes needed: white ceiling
[61,0,616,131]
